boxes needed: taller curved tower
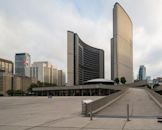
[111,3,133,83]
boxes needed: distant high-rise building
[111,3,133,83]
[30,61,57,84]
[57,70,65,86]
[155,77,162,85]
[138,65,146,80]
[15,53,31,77]
[67,31,104,86]
[146,76,151,81]
[0,58,13,96]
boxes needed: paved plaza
[0,88,162,130]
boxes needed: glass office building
[15,53,31,77]
[138,65,146,80]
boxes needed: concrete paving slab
[85,118,126,130]
[0,96,102,129]
[82,128,122,130]
[83,129,112,130]
[124,119,162,130]
[0,125,29,130]
[47,117,90,128]
[29,126,79,130]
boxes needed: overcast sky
[0,0,162,80]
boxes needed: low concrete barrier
[82,88,128,116]
[146,88,162,109]
[126,80,147,87]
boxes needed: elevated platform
[32,84,126,96]
[96,88,162,118]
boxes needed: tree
[120,77,126,84]
[7,89,24,96]
[7,90,14,96]
[28,83,38,92]
[153,83,159,89]
[147,85,151,89]
[14,90,24,96]
[37,81,43,87]
[114,77,119,84]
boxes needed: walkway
[1,89,162,130]
[96,88,162,118]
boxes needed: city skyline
[0,0,162,79]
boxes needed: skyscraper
[67,31,104,86]
[138,65,146,80]
[15,53,31,77]
[111,3,133,83]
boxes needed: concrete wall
[127,80,147,87]
[57,70,65,86]
[52,68,58,85]
[13,76,37,92]
[99,50,104,78]
[13,76,21,90]
[146,88,162,109]
[67,31,74,86]
[0,72,12,96]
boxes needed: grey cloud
[0,0,112,79]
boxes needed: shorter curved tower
[67,31,104,86]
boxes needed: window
[1,62,4,70]
[9,64,12,73]
[5,63,8,72]
[0,61,1,69]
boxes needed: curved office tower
[67,31,104,86]
[111,3,133,83]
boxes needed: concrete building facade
[30,61,58,85]
[13,75,37,93]
[138,65,146,80]
[30,61,65,86]
[0,58,13,96]
[15,53,31,77]
[57,70,65,86]
[67,31,104,86]
[111,3,133,83]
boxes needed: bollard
[127,104,130,121]
[90,103,93,120]
[90,111,93,120]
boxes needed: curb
[146,90,162,109]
